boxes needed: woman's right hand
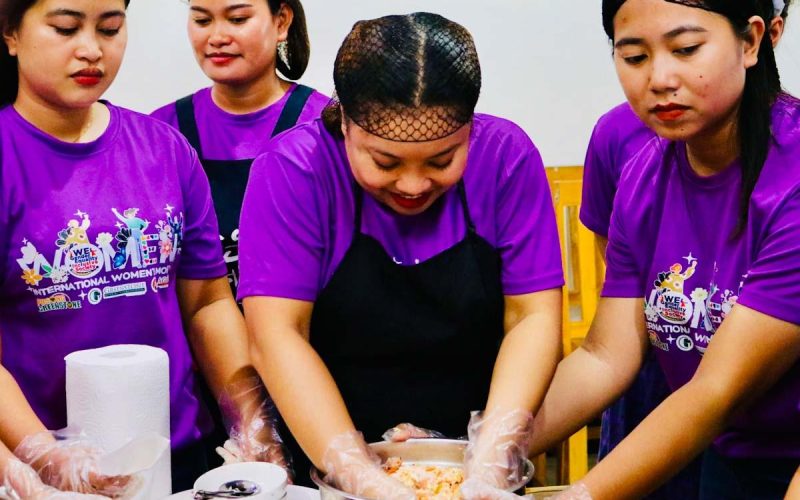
[322,430,415,500]
[3,458,109,499]
[14,431,134,497]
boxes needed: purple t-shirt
[603,95,800,458]
[238,115,564,302]
[0,103,227,449]
[580,103,656,237]
[151,84,330,161]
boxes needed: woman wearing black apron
[239,13,563,498]
[150,0,328,474]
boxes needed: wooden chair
[550,177,604,484]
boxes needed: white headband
[774,0,787,16]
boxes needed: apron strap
[352,183,365,239]
[271,84,315,137]
[175,94,203,157]
[456,179,477,233]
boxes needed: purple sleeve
[580,121,618,238]
[237,152,325,302]
[738,191,800,325]
[150,102,179,130]
[496,145,565,295]
[176,149,227,279]
[602,205,646,298]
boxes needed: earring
[277,41,291,70]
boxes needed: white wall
[107,0,800,167]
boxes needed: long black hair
[267,0,309,80]
[0,0,131,106]
[602,0,784,234]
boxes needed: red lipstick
[652,103,689,121]
[207,52,238,65]
[71,68,103,86]
[390,192,431,210]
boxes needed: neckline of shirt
[201,83,297,124]
[675,141,741,190]
[7,100,119,157]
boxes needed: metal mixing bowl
[311,439,535,500]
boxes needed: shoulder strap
[175,94,203,156]
[457,180,476,233]
[271,84,315,138]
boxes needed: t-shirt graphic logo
[16,205,184,311]
[649,260,697,324]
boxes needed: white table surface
[166,484,320,499]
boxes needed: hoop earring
[277,41,291,70]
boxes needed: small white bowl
[194,462,288,500]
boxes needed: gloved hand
[382,423,445,442]
[460,476,525,499]
[2,457,110,500]
[463,409,533,491]
[322,430,415,500]
[551,482,593,500]
[14,431,133,497]
[216,374,292,475]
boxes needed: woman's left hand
[381,423,445,442]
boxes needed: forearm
[580,378,731,500]
[0,365,48,451]
[185,295,252,400]
[250,325,355,469]
[485,309,560,415]
[529,345,636,456]
[786,467,800,500]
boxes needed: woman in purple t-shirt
[0,0,274,494]
[151,0,328,475]
[530,1,800,499]
[578,7,793,500]
[151,0,328,299]
[239,12,564,497]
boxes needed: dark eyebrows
[615,25,707,49]
[46,9,85,19]
[46,9,125,20]
[370,149,401,160]
[663,25,708,39]
[100,11,126,20]
[614,37,644,49]
[190,3,253,14]
[370,144,459,161]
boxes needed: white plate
[165,485,320,500]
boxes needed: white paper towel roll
[66,344,171,498]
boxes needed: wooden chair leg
[531,453,548,486]
[568,426,589,483]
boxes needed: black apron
[285,180,506,485]
[175,84,314,296]
[172,85,314,477]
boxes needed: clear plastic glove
[460,476,524,500]
[216,374,292,475]
[322,430,415,500]
[381,423,445,442]
[14,430,133,497]
[464,409,533,489]
[551,482,593,500]
[2,458,109,500]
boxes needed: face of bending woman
[188,0,291,86]
[612,0,763,143]
[343,118,472,216]
[3,0,127,110]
